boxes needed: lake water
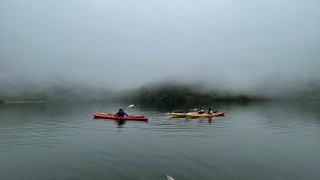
[0,101,319,180]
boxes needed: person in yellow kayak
[207,108,213,114]
[114,109,129,117]
[195,107,200,112]
[198,107,205,114]
[173,108,183,113]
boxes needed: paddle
[124,104,134,109]
[166,174,174,180]
[96,111,110,115]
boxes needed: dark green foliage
[127,82,266,102]
[0,81,266,102]
[0,83,265,102]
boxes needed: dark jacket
[115,111,129,117]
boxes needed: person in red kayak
[207,108,213,114]
[114,109,129,117]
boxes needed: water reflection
[184,117,216,123]
[1,101,320,180]
[116,120,126,128]
[196,117,215,123]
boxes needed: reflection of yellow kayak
[186,112,225,118]
[170,112,196,118]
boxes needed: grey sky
[0,0,319,90]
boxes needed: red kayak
[93,113,148,121]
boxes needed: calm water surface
[0,101,319,180]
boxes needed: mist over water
[0,2,320,179]
[0,1,319,100]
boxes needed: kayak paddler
[114,109,129,117]
[174,108,182,113]
[198,107,205,114]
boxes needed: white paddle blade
[166,174,174,180]
[128,104,134,108]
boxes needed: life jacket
[118,111,125,117]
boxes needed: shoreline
[2,100,48,104]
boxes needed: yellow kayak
[170,112,196,118]
[186,112,225,118]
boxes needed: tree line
[0,83,264,102]
[117,82,266,102]
[2,80,319,102]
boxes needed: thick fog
[0,1,319,96]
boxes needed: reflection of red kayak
[93,113,148,121]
